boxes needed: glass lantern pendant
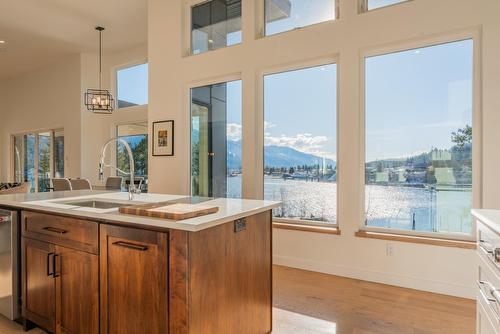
[84,26,114,114]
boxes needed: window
[264,64,337,225]
[116,63,148,108]
[190,80,242,198]
[364,39,474,237]
[13,129,64,192]
[191,0,242,55]
[265,0,337,36]
[361,0,409,12]
[116,122,148,181]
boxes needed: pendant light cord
[96,26,105,90]
[99,28,102,90]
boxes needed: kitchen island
[0,191,279,334]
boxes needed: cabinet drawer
[22,211,98,254]
[478,289,500,334]
[478,253,500,331]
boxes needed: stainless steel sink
[55,199,134,209]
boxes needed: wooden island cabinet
[20,209,272,334]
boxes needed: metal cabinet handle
[479,239,494,254]
[112,241,148,251]
[478,280,500,302]
[479,284,496,303]
[43,226,68,234]
[479,239,500,263]
[492,289,500,304]
[47,253,54,277]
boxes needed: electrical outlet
[386,243,394,256]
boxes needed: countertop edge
[472,209,500,235]
[0,198,281,232]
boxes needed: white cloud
[265,133,336,160]
[264,121,276,130]
[227,123,242,141]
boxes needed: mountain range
[227,140,335,169]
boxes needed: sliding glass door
[190,80,242,198]
[13,129,64,192]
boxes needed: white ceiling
[0,0,147,79]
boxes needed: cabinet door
[22,237,56,332]
[100,225,168,334]
[55,245,99,334]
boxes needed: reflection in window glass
[265,0,336,36]
[367,0,408,11]
[364,39,473,235]
[25,135,36,192]
[54,130,64,178]
[264,64,337,224]
[13,135,24,184]
[191,0,242,55]
[190,80,242,198]
[38,132,52,192]
[116,122,148,179]
[117,63,148,108]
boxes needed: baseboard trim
[273,255,475,299]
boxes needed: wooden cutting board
[119,201,219,220]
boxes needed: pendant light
[84,26,114,114]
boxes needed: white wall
[148,0,500,298]
[0,55,82,181]
[80,45,148,185]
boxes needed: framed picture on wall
[152,120,174,156]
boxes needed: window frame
[359,29,482,241]
[114,60,149,110]
[258,0,339,38]
[358,0,412,13]
[259,56,340,228]
[184,0,243,57]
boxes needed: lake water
[227,175,472,235]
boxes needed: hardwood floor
[0,265,475,334]
[273,265,476,334]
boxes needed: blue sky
[264,65,337,160]
[365,39,473,161]
[117,63,148,105]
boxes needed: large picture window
[264,63,337,225]
[364,39,474,237]
[265,0,337,36]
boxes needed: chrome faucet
[98,137,140,200]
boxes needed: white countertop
[472,209,500,234]
[0,190,280,232]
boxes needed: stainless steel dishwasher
[0,209,19,320]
